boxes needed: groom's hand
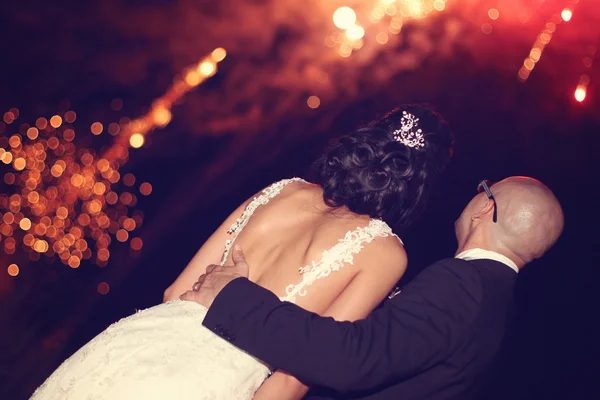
[180,244,250,308]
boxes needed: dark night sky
[0,1,598,399]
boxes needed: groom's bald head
[455,177,564,267]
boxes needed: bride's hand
[180,244,250,308]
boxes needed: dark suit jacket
[203,257,518,399]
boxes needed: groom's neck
[455,240,524,270]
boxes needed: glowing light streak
[574,74,590,102]
[102,48,227,163]
[518,1,582,85]
[561,8,573,22]
[0,49,225,270]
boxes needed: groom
[182,177,564,399]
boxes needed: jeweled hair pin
[393,111,425,148]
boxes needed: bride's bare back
[166,179,407,317]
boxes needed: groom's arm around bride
[183,176,564,399]
[206,256,486,394]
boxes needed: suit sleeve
[203,261,482,392]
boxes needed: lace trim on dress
[279,219,402,303]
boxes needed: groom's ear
[472,199,495,221]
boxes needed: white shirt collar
[455,248,519,274]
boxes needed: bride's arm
[163,198,252,302]
[251,239,408,399]
[252,371,308,400]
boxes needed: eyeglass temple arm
[479,181,498,223]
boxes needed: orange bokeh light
[3,212,15,224]
[3,111,16,124]
[88,200,103,214]
[68,256,81,268]
[27,127,39,140]
[36,117,48,130]
[2,152,13,164]
[19,218,32,231]
[56,206,69,219]
[63,128,76,141]
[116,229,129,242]
[123,173,136,187]
[307,96,321,109]
[50,115,63,128]
[108,122,120,136]
[70,174,84,187]
[433,0,445,11]
[333,7,356,30]
[212,48,227,62]
[574,87,586,102]
[105,191,118,205]
[185,71,201,86]
[33,239,49,253]
[91,122,104,135]
[97,248,110,261]
[123,218,136,231]
[93,182,107,195]
[376,32,389,44]
[151,107,172,127]
[129,133,145,148]
[13,157,26,171]
[97,282,110,295]
[346,24,365,40]
[139,182,152,196]
[130,237,143,251]
[199,61,216,77]
[64,110,77,123]
[9,134,21,148]
[7,264,19,276]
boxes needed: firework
[1,49,226,274]
[0,110,146,270]
[327,1,449,58]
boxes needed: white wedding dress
[31,178,400,400]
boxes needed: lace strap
[220,178,305,265]
[280,219,402,303]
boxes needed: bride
[31,105,453,399]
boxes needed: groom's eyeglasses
[477,180,498,223]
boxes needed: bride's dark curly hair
[312,105,454,234]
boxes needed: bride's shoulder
[368,230,406,256]
[264,177,314,193]
[355,228,407,275]
[264,178,321,201]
